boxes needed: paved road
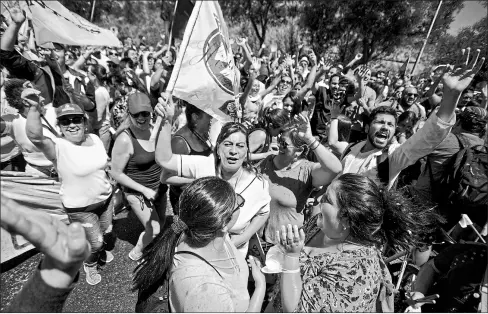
[1,201,173,312]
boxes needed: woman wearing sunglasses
[110,92,165,261]
[257,113,342,244]
[25,91,114,286]
[133,177,266,312]
[155,95,271,258]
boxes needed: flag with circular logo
[169,1,240,122]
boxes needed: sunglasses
[59,116,83,126]
[233,193,245,213]
[281,79,292,85]
[109,52,119,57]
[130,111,151,118]
[407,93,418,97]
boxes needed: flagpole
[150,0,203,142]
[410,0,443,76]
[168,0,179,47]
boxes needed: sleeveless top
[123,128,162,192]
[250,127,271,154]
[169,135,212,199]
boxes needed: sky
[447,0,487,35]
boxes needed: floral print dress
[270,215,395,312]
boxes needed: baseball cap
[128,92,152,114]
[56,103,84,118]
[107,56,120,65]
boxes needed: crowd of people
[1,3,487,313]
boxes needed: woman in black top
[162,102,213,214]
[110,92,164,261]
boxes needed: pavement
[1,199,174,313]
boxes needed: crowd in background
[1,3,487,313]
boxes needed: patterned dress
[270,215,395,312]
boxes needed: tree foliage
[221,0,301,46]
[300,0,463,64]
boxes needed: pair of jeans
[66,194,114,266]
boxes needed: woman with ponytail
[133,177,266,312]
[257,113,342,244]
[87,64,111,152]
[269,173,442,312]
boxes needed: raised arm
[296,51,318,102]
[72,47,93,71]
[160,136,195,187]
[24,90,57,162]
[154,93,179,172]
[327,103,349,155]
[295,114,342,187]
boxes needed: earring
[343,225,347,231]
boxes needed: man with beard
[0,7,94,113]
[379,86,426,121]
[340,49,484,189]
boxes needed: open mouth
[226,156,240,164]
[375,130,389,141]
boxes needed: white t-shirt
[176,154,271,257]
[53,134,112,208]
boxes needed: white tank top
[53,134,112,208]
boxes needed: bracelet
[282,268,300,273]
[310,140,321,151]
[308,139,318,148]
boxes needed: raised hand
[354,53,363,61]
[308,50,317,66]
[156,92,175,121]
[275,224,305,256]
[252,57,262,72]
[270,42,278,53]
[330,102,343,119]
[285,55,294,67]
[355,64,371,81]
[442,48,485,94]
[6,2,26,25]
[1,194,90,287]
[322,60,333,72]
[236,37,246,46]
[293,113,314,144]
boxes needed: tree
[301,0,463,63]
[221,0,301,47]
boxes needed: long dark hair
[283,90,306,118]
[258,107,290,131]
[185,102,207,132]
[132,177,236,293]
[214,122,256,176]
[333,174,444,251]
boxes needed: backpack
[135,251,223,313]
[430,134,488,225]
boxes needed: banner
[171,0,195,42]
[0,171,67,263]
[169,1,240,122]
[28,0,121,47]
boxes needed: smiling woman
[155,95,271,258]
[24,90,114,286]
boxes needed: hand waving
[236,37,246,46]
[275,224,305,256]
[293,113,314,144]
[5,2,26,25]
[330,102,342,119]
[442,48,485,94]
[322,60,333,72]
[355,64,371,82]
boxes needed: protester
[269,173,441,312]
[133,177,266,312]
[110,92,165,261]
[2,79,58,177]
[25,91,113,286]
[341,48,484,189]
[87,64,111,151]
[155,95,271,257]
[163,102,213,214]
